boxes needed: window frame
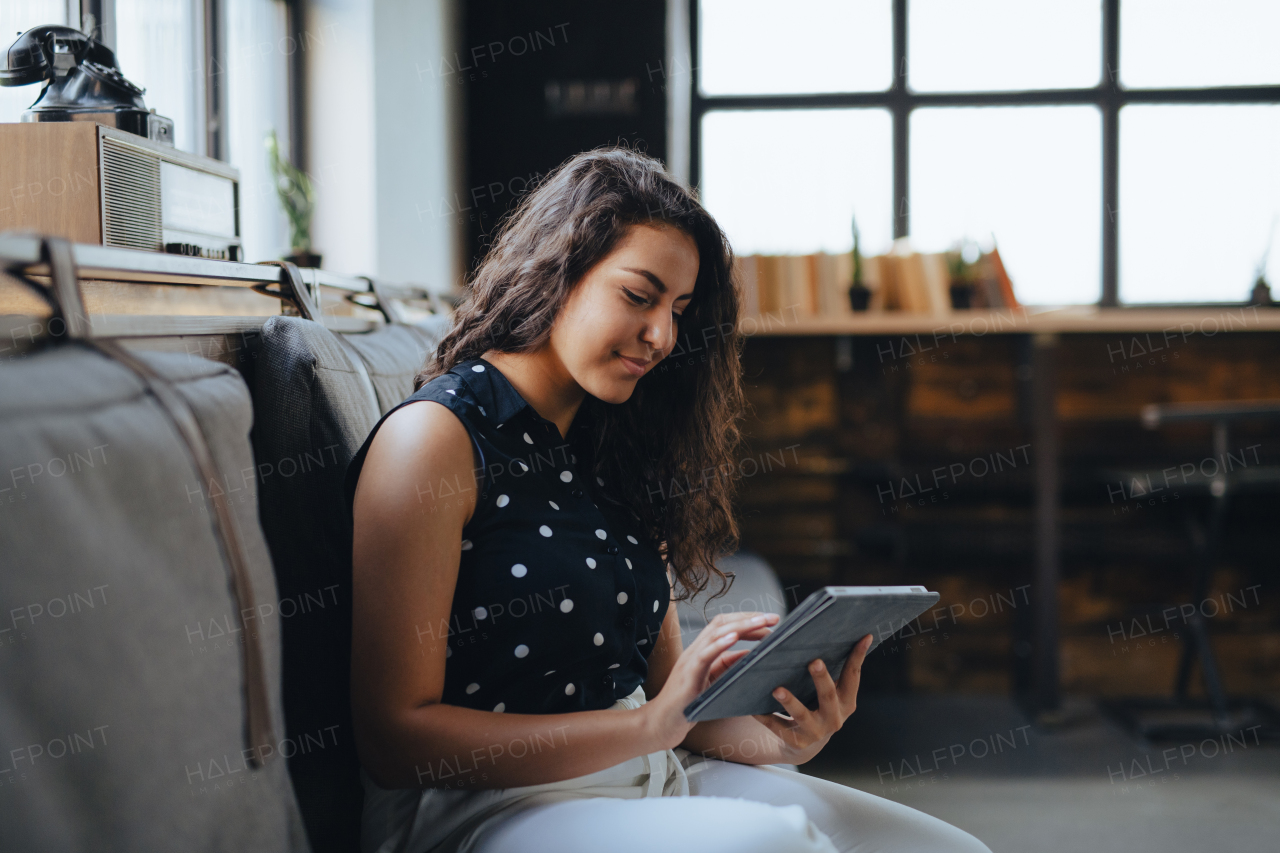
[688,0,1280,306]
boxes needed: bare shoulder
[354,399,482,530]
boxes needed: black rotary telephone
[0,25,173,146]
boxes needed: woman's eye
[625,289,649,306]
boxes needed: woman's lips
[617,353,648,376]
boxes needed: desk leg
[1030,333,1061,716]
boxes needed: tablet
[683,586,941,722]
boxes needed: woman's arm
[644,585,872,767]
[350,402,769,790]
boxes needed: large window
[693,0,1280,306]
[3,1,294,263]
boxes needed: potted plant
[848,213,871,311]
[266,129,320,268]
[1249,224,1275,306]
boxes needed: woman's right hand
[640,611,779,750]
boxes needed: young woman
[345,147,990,853]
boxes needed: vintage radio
[0,121,241,261]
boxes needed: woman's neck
[479,347,586,440]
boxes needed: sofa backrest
[0,338,308,851]
[251,314,447,853]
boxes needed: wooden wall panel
[733,331,1280,697]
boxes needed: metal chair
[1102,400,1280,741]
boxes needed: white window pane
[1121,0,1280,88]
[698,0,891,95]
[225,0,292,262]
[0,1,70,124]
[909,0,1101,92]
[700,109,892,256]
[1120,106,1280,304]
[910,107,1101,306]
[116,0,203,153]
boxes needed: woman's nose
[641,312,674,357]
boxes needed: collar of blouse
[454,357,596,442]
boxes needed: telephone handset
[0,25,173,146]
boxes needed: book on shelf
[961,246,1019,310]
[736,252,857,320]
[987,244,1020,309]
[734,242,1019,320]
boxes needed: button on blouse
[344,357,671,715]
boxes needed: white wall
[225,0,292,262]
[306,0,463,293]
[666,0,691,187]
[372,0,463,288]
[305,0,378,276]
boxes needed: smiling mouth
[617,353,651,375]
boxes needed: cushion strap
[43,236,277,767]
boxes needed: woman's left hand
[751,633,873,764]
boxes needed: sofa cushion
[340,320,447,416]
[0,342,307,852]
[675,549,793,650]
[251,315,385,853]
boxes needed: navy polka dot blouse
[344,357,672,715]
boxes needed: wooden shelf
[739,305,1280,336]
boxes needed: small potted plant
[266,129,320,268]
[947,237,980,309]
[1249,224,1274,306]
[848,213,871,311]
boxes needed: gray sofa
[0,237,791,851]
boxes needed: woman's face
[549,222,700,404]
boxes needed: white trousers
[361,687,991,853]
[468,753,991,853]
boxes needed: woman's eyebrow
[622,267,694,300]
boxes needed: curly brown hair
[415,145,747,601]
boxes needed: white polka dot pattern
[358,357,671,716]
